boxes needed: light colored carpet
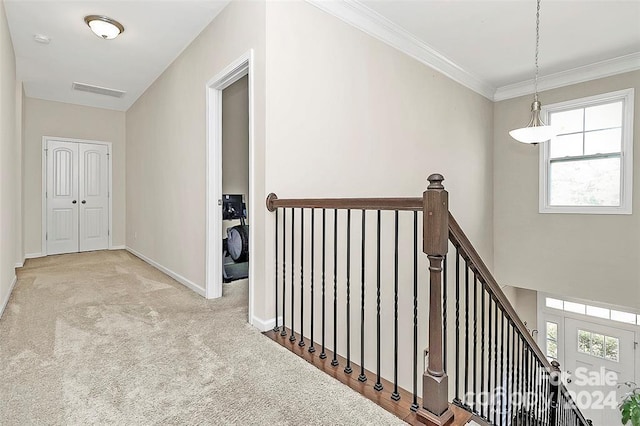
[0,250,405,425]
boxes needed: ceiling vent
[72,82,126,98]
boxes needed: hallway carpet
[0,250,404,425]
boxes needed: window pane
[585,101,623,131]
[578,330,591,353]
[546,297,564,310]
[564,301,586,314]
[611,310,636,324]
[549,157,621,206]
[547,340,558,359]
[584,128,622,155]
[605,336,619,362]
[591,333,605,358]
[586,305,610,319]
[550,108,584,134]
[550,133,584,158]
[546,322,558,340]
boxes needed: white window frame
[539,88,635,214]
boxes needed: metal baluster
[515,333,521,424]
[411,210,418,411]
[345,209,352,374]
[331,209,339,367]
[473,272,478,413]
[464,260,470,405]
[374,210,383,391]
[281,209,287,337]
[481,281,486,419]
[299,209,305,347]
[391,210,400,401]
[358,210,367,382]
[443,254,448,373]
[493,301,499,425]
[455,247,460,401]
[290,208,296,342]
[274,209,279,332]
[309,209,315,353]
[500,311,505,426]
[320,209,327,359]
[488,293,493,421]
[505,318,511,425]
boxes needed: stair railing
[265,173,590,426]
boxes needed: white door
[564,318,636,426]
[78,143,109,251]
[46,140,110,255]
[46,141,80,255]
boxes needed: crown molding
[306,0,496,100]
[494,52,640,102]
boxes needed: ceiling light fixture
[509,0,556,144]
[84,15,124,40]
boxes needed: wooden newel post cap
[427,174,445,190]
[266,193,278,212]
[550,360,561,372]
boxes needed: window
[577,329,619,362]
[546,321,558,361]
[540,89,634,214]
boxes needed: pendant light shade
[509,99,556,144]
[509,0,556,144]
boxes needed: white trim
[0,275,18,319]
[125,247,206,297]
[205,50,255,327]
[306,0,495,100]
[539,88,634,215]
[252,316,283,332]
[42,136,114,254]
[109,245,126,250]
[25,252,44,259]
[15,261,24,268]
[306,1,640,102]
[495,53,640,101]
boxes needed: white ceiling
[4,0,640,109]
[4,0,230,111]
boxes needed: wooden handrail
[266,193,423,212]
[447,213,552,370]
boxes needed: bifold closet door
[46,140,109,255]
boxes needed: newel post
[417,174,454,426]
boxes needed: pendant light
[509,0,556,144]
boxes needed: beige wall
[265,1,494,262]
[494,71,640,309]
[222,75,249,208]
[0,0,19,312]
[126,0,266,299]
[22,98,126,255]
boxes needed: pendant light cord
[534,0,541,102]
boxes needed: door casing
[205,50,255,328]
[42,136,113,255]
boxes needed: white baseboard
[25,253,44,259]
[110,245,126,250]
[252,315,283,332]
[125,246,206,297]
[0,275,18,319]
[15,261,24,268]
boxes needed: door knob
[72,200,77,204]
[81,200,86,204]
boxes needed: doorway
[42,137,112,255]
[205,51,255,325]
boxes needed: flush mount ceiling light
[84,15,124,40]
[509,0,556,144]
